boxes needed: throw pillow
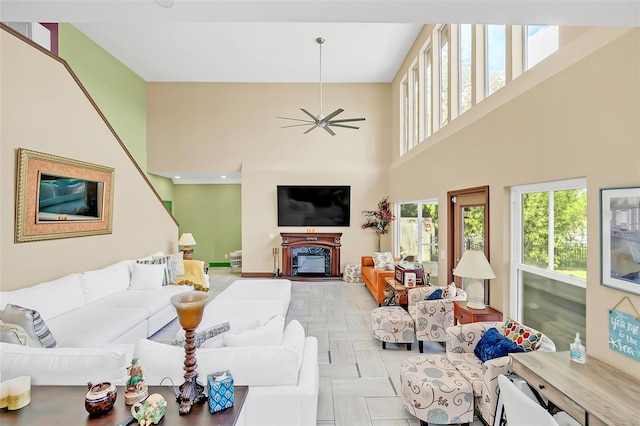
[474,327,524,362]
[140,255,174,286]
[281,320,306,371]
[171,252,185,277]
[425,288,443,300]
[129,262,165,290]
[445,282,457,299]
[223,315,285,347]
[372,252,394,270]
[0,320,32,346]
[503,318,543,352]
[1,304,56,348]
[170,322,230,348]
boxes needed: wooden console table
[511,351,640,425]
[453,301,502,324]
[0,385,248,425]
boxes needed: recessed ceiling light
[175,176,181,179]
[221,175,227,179]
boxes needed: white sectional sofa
[134,279,320,426]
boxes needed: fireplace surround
[280,233,342,280]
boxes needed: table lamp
[453,250,495,309]
[170,291,209,414]
[178,233,197,260]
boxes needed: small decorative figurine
[131,393,167,426]
[85,382,117,415]
[124,358,149,405]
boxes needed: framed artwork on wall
[15,148,114,243]
[600,186,640,295]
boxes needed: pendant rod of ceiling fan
[317,37,324,117]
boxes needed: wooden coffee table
[0,385,248,425]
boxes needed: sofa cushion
[474,327,524,362]
[47,306,148,347]
[130,262,165,290]
[1,304,57,348]
[449,353,484,395]
[503,318,543,352]
[281,320,306,371]
[0,342,128,386]
[0,273,84,321]
[0,320,32,346]
[372,252,394,270]
[223,315,285,347]
[91,285,187,317]
[134,339,300,387]
[81,260,132,304]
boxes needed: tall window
[401,78,409,154]
[412,64,420,147]
[424,46,433,138]
[459,24,472,114]
[397,200,439,284]
[439,25,449,127]
[511,179,587,350]
[525,25,559,70]
[486,24,506,96]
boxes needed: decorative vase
[171,291,209,415]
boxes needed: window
[511,179,587,350]
[486,24,506,96]
[525,25,559,70]
[424,46,433,138]
[439,25,449,127]
[459,24,472,114]
[412,63,420,147]
[397,200,439,284]
[401,78,409,154]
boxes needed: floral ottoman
[371,306,415,350]
[400,355,473,425]
[342,264,362,283]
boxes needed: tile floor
[152,268,484,426]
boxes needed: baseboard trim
[241,272,273,278]
[210,262,230,267]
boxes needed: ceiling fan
[277,37,365,136]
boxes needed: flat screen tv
[277,185,350,227]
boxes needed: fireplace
[280,233,342,281]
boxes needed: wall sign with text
[609,309,640,362]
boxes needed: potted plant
[362,196,395,251]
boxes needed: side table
[384,277,424,307]
[453,301,503,325]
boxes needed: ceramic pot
[85,382,117,415]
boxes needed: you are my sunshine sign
[609,309,640,361]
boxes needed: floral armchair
[407,286,466,353]
[445,321,556,425]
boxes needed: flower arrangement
[362,196,395,236]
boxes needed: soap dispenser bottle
[570,332,585,364]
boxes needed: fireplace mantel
[280,232,342,281]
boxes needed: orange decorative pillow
[502,318,542,352]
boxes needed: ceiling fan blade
[277,116,315,123]
[301,109,319,122]
[330,123,360,130]
[303,124,319,134]
[322,108,344,121]
[323,126,336,136]
[282,123,318,128]
[329,117,366,123]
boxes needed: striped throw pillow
[1,304,57,348]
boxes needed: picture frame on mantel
[600,186,640,295]
[15,148,114,243]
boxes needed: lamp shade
[178,233,197,246]
[453,250,496,279]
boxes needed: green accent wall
[173,184,241,264]
[57,24,174,201]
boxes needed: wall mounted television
[277,185,351,227]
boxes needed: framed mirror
[15,148,114,242]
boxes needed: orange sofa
[361,256,397,306]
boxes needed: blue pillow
[425,288,443,300]
[474,327,524,362]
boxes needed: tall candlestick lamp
[170,291,209,414]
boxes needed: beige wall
[147,82,394,271]
[388,27,640,377]
[0,29,178,290]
